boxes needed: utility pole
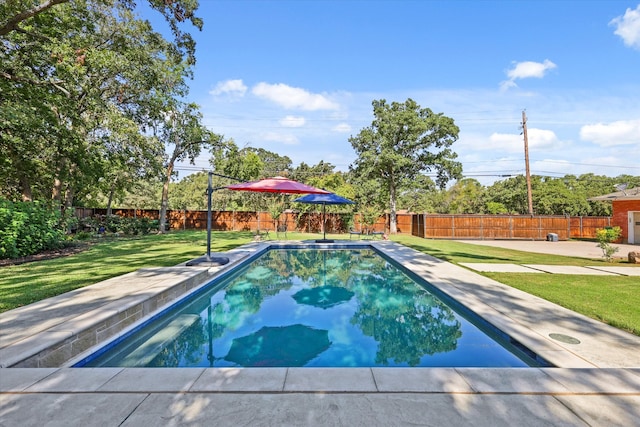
[522,110,533,215]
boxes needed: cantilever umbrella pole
[206,172,212,260]
[292,193,355,243]
[187,171,243,267]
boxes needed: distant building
[589,187,640,244]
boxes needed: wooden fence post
[450,215,454,238]
[509,216,513,239]
[538,216,542,240]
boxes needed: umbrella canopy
[227,176,330,194]
[293,286,355,309]
[293,193,355,241]
[224,324,331,367]
[293,193,355,205]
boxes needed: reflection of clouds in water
[243,265,271,281]
[89,249,527,367]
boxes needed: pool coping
[1,241,639,386]
[2,240,640,370]
[0,246,261,368]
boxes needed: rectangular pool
[78,248,542,368]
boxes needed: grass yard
[1,231,638,336]
[393,234,640,336]
[484,272,639,335]
[0,231,254,312]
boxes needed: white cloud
[527,128,560,150]
[488,128,559,153]
[279,116,306,127]
[252,82,340,110]
[262,132,299,145]
[209,79,247,96]
[580,119,640,146]
[500,60,557,91]
[610,4,640,50]
[332,123,352,133]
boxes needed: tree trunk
[64,185,74,210]
[52,176,63,211]
[158,164,173,233]
[106,183,115,216]
[389,182,397,234]
[20,175,32,201]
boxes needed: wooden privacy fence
[411,214,611,240]
[74,208,610,240]
[74,208,379,234]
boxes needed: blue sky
[146,1,640,185]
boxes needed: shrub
[595,226,622,262]
[0,199,66,259]
[75,231,92,241]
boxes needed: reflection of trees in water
[148,317,207,367]
[148,250,300,366]
[350,257,462,366]
[286,249,363,289]
[210,250,297,330]
[139,249,462,367]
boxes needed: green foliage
[0,231,254,312]
[595,226,622,262]
[486,201,509,214]
[1,0,198,208]
[79,214,156,236]
[360,206,383,232]
[446,178,486,214]
[75,231,93,241]
[350,98,462,232]
[481,174,640,216]
[0,199,66,259]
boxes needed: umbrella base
[185,256,230,266]
[315,239,334,243]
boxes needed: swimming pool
[78,247,541,368]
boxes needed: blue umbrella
[293,193,355,242]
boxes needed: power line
[538,160,640,170]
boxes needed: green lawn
[0,231,254,312]
[393,234,640,336]
[1,231,638,336]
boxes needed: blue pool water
[79,248,539,368]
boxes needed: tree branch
[0,0,69,36]
[1,71,70,96]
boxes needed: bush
[0,199,66,259]
[596,226,622,262]
[75,231,92,241]
[77,214,157,238]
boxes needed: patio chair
[276,222,288,239]
[371,231,385,240]
[349,228,362,240]
[254,229,270,241]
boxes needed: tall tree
[1,0,191,208]
[156,102,220,232]
[350,99,462,233]
[396,175,441,213]
[446,178,486,214]
[0,0,203,65]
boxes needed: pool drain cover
[549,333,581,344]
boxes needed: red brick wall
[613,200,640,243]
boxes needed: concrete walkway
[1,240,639,426]
[457,239,639,260]
[460,263,640,275]
[458,239,640,275]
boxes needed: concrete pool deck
[1,240,639,426]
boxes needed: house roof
[588,186,640,201]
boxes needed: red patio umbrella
[226,176,330,194]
